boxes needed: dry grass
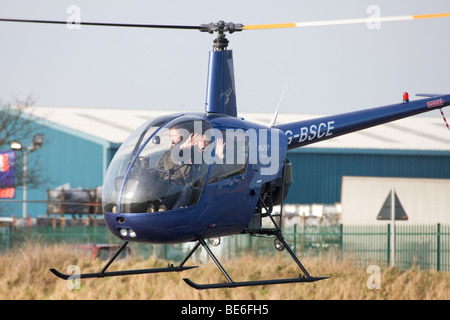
[1,242,449,300]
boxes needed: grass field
[1,242,449,300]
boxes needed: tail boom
[275,94,450,149]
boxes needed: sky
[1,0,450,116]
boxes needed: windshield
[102,116,212,214]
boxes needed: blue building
[2,106,450,218]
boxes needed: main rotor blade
[0,18,201,30]
[243,12,450,30]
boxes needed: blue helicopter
[2,14,450,289]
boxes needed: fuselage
[102,112,287,244]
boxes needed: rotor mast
[201,21,243,117]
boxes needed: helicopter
[1,12,450,289]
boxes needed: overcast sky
[1,0,450,117]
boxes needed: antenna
[269,81,289,127]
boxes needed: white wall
[341,176,450,225]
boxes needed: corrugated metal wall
[41,127,106,187]
[9,124,111,218]
[285,148,450,205]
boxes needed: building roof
[29,106,450,152]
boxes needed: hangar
[2,105,450,218]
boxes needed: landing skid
[49,241,199,280]
[50,265,197,280]
[181,175,329,289]
[184,276,328,290]
[182,233,328,290]
[50,226,327,289]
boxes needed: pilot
[154,123,204,210]
[155,123,195,185]
[154,124,226,210]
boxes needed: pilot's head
[169,127,183,147]
[169,122,195,147]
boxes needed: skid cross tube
[101,241,129,274]
[199,238,233,283]
[183,235,328,290]
[275,231,311,278]
[49,241,198,280]
[179,240,202,268]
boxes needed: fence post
[437,223,441,271]
[387,224,391,266]
[293,224,297,255]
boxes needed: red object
[403,92,409,102]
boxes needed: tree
[0,96,47,190]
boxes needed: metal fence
[282,224,450,271]
[1,223,449,271]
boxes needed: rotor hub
[200,21,243,51]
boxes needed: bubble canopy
[102,115,212,214]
